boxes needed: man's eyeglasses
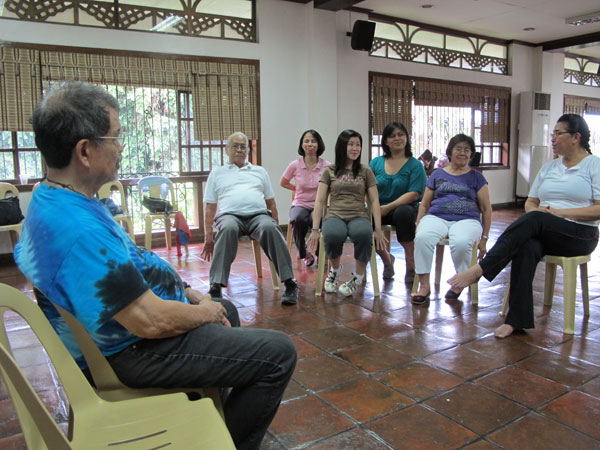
[95,129,126,146]
[550,131,571,138]
[230,143,248,151]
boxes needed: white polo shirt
[529,154,600,227]
[204,162,275,218]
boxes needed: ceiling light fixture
[566,11,600,26]
[523,27,535,31]
[421,4,433,9]
[150,15,184,32]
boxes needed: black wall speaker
[350,20,375,51]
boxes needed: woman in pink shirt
[280,130,331,266]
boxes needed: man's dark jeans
[108,299,297,450]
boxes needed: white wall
[1,0,599,250]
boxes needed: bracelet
[311,228,321,232]
[481,235,489,240]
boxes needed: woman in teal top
[370,122,427,282]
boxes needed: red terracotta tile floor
[1,208,600,449]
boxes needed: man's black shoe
[208,283,222,298]
[281,279,299,305]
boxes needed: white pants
[414,215,482,275]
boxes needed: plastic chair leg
[580,263,590,316]
[252,240,263,278]
[286,224,293,254]
[316,235,326,297]
[469,241,479,304]
[144,217,152,250]
[544,262,558,307]
[500,284,509,316]
[370,237,380,297]
[270,260,280,291]
[434,244,444,285]
[164,217,172,250]
[384,229,392,253]
[562,259,578,335]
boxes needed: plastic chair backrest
[0,284,96,449]
[98,180,129,215]
[138,176,174,201]
[0,182,19,199]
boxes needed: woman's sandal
[444,289,462,300]
[411,292,430,305]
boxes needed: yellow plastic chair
[411,237,480,303]
[0,283,235,450]
[499,254,591,334]
[315,198,380,297]
[251,240,280,290]
[139,176,177,250]
[0,182,24,245]
[382,224,396,253]
[45,296,224,419]
[98,180,135,240]
[285,190,296,255]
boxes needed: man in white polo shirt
[202,132,299,305]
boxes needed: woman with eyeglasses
[411,134,492,305]
[370,122,427,283]
[450,114,600,338]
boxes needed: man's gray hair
[31,81,120,169]
[226,132,249,147]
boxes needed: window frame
[369,72,511,170]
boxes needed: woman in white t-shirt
[450,114,600,338]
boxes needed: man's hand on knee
[198,297,231,327]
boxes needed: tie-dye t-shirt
[426,169,488,222]
[15,183,189,368]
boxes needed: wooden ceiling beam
[542,31,600,51]
[313,0,363,12]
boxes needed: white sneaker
[339,276,360,297]
[324,267,341,293]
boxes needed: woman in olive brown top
[307,129,387,296]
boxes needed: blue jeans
[108,299,297,450]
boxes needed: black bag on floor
[142,196,173,215]
[0,196,24,225]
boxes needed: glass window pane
[412,30,443,48]
[446,36,474,53]
[0,131,12,149]
[0,152,15,180]
[202,148,210,171]
[190,148,202,172]
[564,58,579,71]
[211,148,223,168]
[19,151,43,178]
[17,131,36,148]
[480,42,506,59]
[374,22,405,41]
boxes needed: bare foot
[448,264,483,290]
[494,324,515,338]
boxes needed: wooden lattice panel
[225,18,254,41]
[80,2,115,27]
[5,0,73,21]
[117,4,153,29]
[187,16,220,36]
